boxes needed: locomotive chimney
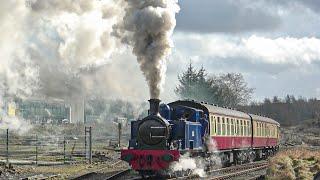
[148,99,161,115]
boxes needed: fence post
[84,127,87,160]
[89,127,92,164]
[118,123,122,147]
[85,127,92,164]
[35,135,38,165]
[6,129,9,165]
[63,136,66,164]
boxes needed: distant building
[17,98,71,124]
[69,98,85,124]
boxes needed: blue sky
[161,0,320,101]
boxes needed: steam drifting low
[0,0,179,131]
[113,0,180,98]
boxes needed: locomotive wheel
[138,170,156,179]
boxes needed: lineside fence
[0,127,120,166]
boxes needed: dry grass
[267,148,320,180]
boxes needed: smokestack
[148,99,161,115]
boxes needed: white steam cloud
[170,153,206,178]
[0,0,121,99]
[169,138,221,178]
[0,0,179,130]
[113,0,180,98]
[0,0,122,131]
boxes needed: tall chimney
[148,99,161,115]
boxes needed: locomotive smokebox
[148,99,161,115]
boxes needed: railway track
[209,161,268,180]
[71,168,133,180]
[208,161,268,179]
[71,160,132,180]
[169,160,268,180]
[104,169,132,180]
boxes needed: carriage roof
[168,100,279,125]
[249,114,280,126]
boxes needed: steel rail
[210,163,268,180]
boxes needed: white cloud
[174,33,320,67]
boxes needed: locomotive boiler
[121,99,280,176]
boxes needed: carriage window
[236,119,239,136]
[239,120,242,136]
[245,120,247,136]
[266,124,268,137]
[226,118,230,136]
[244,120,247,136]
[245,121,248,136]
[217,117,221,135]
[243,121,246,136]
[248,121,251,135]
[210,116,214,135]
[231,119,234,136]
[246,121,249,136]
[214,116,217,134]
[222,117,225,136]
[272,126,275,137]
[242,120,246,136]
[259,123,262,137]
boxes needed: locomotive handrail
[151,136,166,138]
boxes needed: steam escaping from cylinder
[113,0,180,99]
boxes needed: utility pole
[6,129,9,165]
[85,127,92,164]
[118,123,122,147]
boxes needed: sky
[2,0,320,104]
[160,0,320,102]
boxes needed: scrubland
[267,148,320,180]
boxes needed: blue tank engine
[128,99,208,151]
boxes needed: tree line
[175,63,320,126]
[238,96,320,126]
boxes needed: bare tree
[175,63,254,107]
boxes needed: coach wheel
[249,151,255,162]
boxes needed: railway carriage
[121,99,280,175]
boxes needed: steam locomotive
[121,99,280,175]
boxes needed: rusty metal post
[63,136,66,164]
[35,135,38,165]
[6,129,9,164]
[85,127,92,164]
[118,123,122,147]
[85,127,87,160]
[89,127,92,164]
